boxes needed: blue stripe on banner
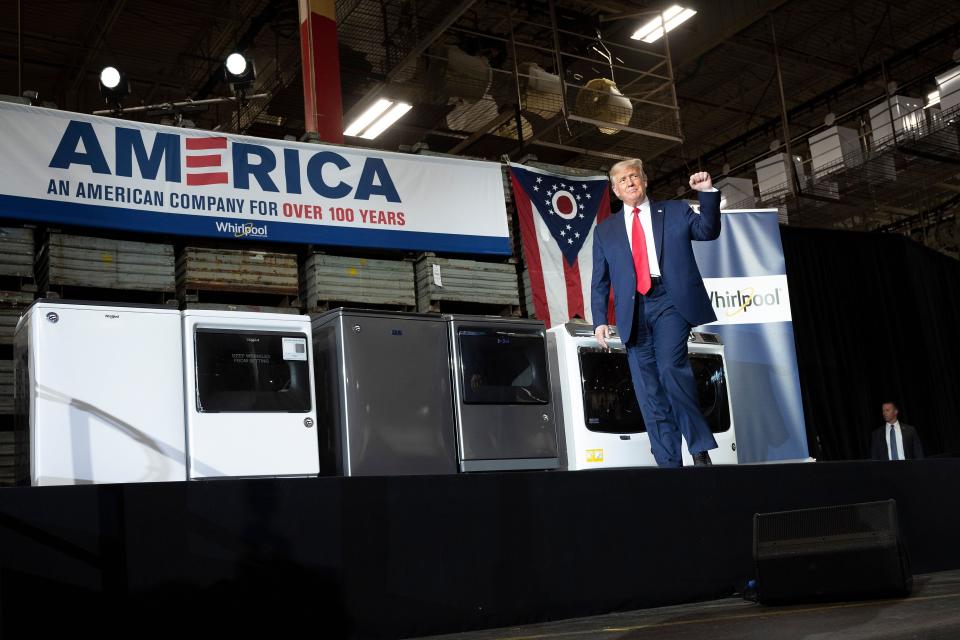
[694,211,786,278]
[0,194,513,255]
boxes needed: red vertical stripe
[510,170,551,328]
[299,18,317,134]
[563,258,584,321]
[310,16,343,143]
[300,1,343,143]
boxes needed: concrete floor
[415,570,960,640]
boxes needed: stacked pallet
[177,247,299,306]
[0,295,27,486]
[415,255,520,315]
[0,429,13,486]
[0,360,11,418]
[0,227,34,485]
[521,269,537,319]
[302,254,415,311]
[0,227,35,286]
[0,291,33,347]
[0,227,36,343]
[38,232,175,299]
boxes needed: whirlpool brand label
[703,275,792,325]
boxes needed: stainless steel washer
[311,308,458,476]
[445,315,559,472]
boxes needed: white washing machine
[182,309,319,479]
[14,300,187,486]
[547,322,738,469]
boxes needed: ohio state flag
[509,163,612,328]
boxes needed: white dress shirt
[886,421,905,460]
[623,197,661,277]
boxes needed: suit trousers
[625,282,718,467]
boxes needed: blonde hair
[608,158,646,186]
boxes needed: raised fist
[688,172,712,192]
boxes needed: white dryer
[547,323,738,469]
[182,309,319,479]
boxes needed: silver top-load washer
[445,315,559,472]
[312,308,458,476]
[547,322,738,469]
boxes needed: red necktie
[631,207,651,294]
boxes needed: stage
[415,569,960,639]
[1,459,959,638]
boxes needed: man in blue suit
[591,158,721,467]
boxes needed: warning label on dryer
[586,448,604,463]
[282,337,308,361]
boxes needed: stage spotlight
[99,66,130,112]
[224,52,256,103]
[226,53,247,76]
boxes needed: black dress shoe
[693,451,713,466]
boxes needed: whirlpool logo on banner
[702,275,792,325]
[44,120,404,239]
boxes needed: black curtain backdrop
[780,226,960,461]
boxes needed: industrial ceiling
[2,0,958,255]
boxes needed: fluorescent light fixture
[631,5,697,43]
[925,91,940,108]
[361,102,412,139]
[343,98,394,136]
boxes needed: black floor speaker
[753,499,912,604]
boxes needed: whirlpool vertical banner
[692,209,809,463]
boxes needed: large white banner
[0,102,511,254]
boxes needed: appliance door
[194,329,312,413]
[577,346,645,434]
[577,348,731,435]
[189,327,318,478]
[689,352,732,434]
[339,315,457,476]
[454,325,557,468]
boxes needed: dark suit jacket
[591,191,721,344]
[871,423,924,460]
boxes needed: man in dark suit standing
[871,401,924,460]
[591,158,721,468]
